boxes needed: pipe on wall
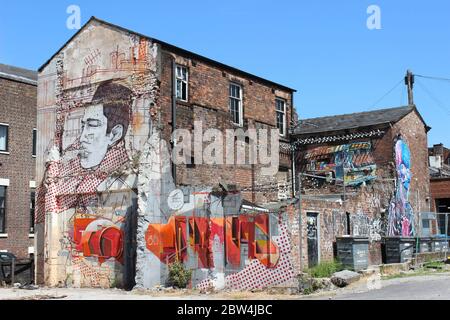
[171,58,177,185]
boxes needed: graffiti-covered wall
[36,19,295,290]
[388,137,415,236]
[300,141,377,187]
[294,109,430,268]
[36,20,160,288]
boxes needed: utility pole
[405,70,415,106]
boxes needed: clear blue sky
[1,0,450,147]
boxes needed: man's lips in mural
[78,144,91,158]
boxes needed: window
[276,98,286,136]
[176,65,188,102]
[0,186,6,233]
[32,129,37,157]
[30,190,35,234]
[0,124,9,152]
[229,83,243,126]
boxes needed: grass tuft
[306,260,344,278]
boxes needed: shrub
[167,261,192,288]
[307,260,343,278]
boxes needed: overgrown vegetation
[306,260,344,278]
[167,261,192,289]
[424,261,445,269]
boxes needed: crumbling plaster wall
[36,20,161,287]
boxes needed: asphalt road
[308,273,450,300]
[1,273,450,300]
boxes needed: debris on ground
[297,273,335,295]
[330,270,361,288]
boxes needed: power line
[415,79,450,117]
[415,74,450,83]
[370,78,404,109]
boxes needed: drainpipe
[171,58,177,185]
[290,93,296,198]
[289,92,303,273]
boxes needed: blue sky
[1,0,450,146]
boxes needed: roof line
[298,105,413,123]
[294,104,430,136]
[0,71,37,86]
[38,16,296,92]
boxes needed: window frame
[30,189,35,234]
[229,82,243,126]
[275,98,287,137]
[0,186,6,234]
[0,123,9,153]
[175,65,189,102]
[32,128,37,157]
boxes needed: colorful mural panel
[301,142,377,187]
[388,138,415,236]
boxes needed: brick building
[288,105,431,270]
[0,63,37,258]
[429,144,450,234]
[156,32,295,204]
[36,17,296,288]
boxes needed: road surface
[1,273,450,300]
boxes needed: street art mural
[300,142,377,187]
[36,21,157,288]
[143,189,294,290]
[388,137,415,236]
[36,19,295,290]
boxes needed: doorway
[307,212,319,268]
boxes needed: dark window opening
[0,186,6,233]
[30,190,35,234]
[32,129,37,156]
[346,212,351,235]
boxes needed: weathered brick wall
[0,77,36,258]
[159,50,294,204]
[290,110,430,270]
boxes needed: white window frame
[176,65,189,102]
[0,123,9,154]
[276,98,286,137]
[229,83,243,126]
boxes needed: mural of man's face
[79,104,123,169]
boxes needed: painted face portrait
[78,81,132,169]
[79,104,121,169]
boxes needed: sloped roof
[38,17,296,93]
[0,63,37,85]
[293,105,430,135]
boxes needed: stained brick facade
[158,49,295,204]
[288,106,431,270]
[0,65,37,258]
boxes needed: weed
[167,261,192,289]
[307,260,344,278]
